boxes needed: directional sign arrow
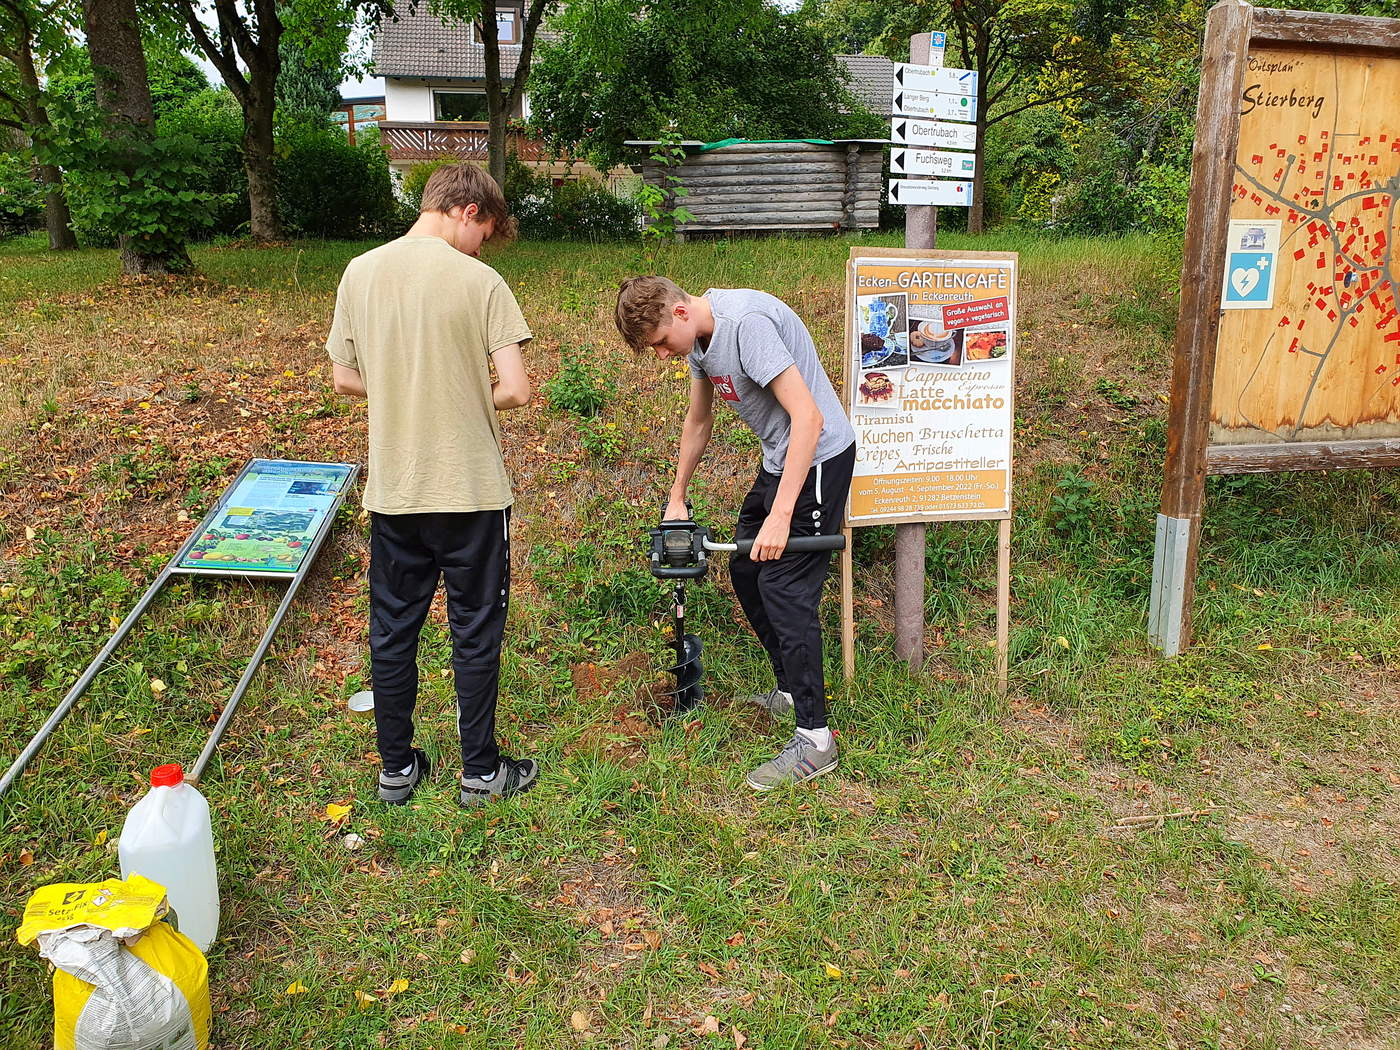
[894,62,979,96]
[891,148,978,179]
[891,87,976,122]
[889,118,978,151]
[889,179,974,207]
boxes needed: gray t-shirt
[689,289,855,475]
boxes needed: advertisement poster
[176,460,356,575]
[847,253,1017,523]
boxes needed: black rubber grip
[731,535,846,554]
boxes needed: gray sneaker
[460,755,539,809]
[746,734,838,792]
[378,748,430,805]
[742,687,794,721]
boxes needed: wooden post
[996,518,1011,693]
[1148,0,1254,656]
[894,31,938,672]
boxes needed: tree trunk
[242,81,281,240]
[970,108,987,234]
[969,34,990,235]
[81,0,188,273]
[13,31,75,250]
[480,11,507,188]
[37,160,75,250]
[487,102,508,187]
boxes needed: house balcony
[378,121,551,164]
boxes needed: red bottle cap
[150,764,184,788]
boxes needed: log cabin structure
[627,139,886,238]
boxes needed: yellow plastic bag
[17,873,211,1050]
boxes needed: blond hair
[615,275,688,351]
[420,162,517,241]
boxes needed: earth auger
[646,514,845,719]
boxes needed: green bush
[276,122,407,238]
[157,89,246,238]
[0,151,44,238]
[514,174,639,241]
[55,105,215,258]
[404,153,639,241]
[544,346,615,416]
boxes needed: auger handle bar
[703,535,846,554]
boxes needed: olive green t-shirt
[326,236,532,514]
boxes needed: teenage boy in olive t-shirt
[327,163,539,808]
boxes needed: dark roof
[837,54,894,117]
[373,8,525,79]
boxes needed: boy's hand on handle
[664,498,689,522]
[751,510,791,561]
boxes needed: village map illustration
[1211,46,1400,446]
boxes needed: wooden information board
[1149,1,1400,655]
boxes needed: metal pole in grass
[0,569,176,800]
[893,31,937,672]
[188,567,306,784]
[0,490,235,801]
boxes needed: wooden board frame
[1149,0,1400,656]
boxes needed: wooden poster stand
[1149,1,1400,655]
[838,246,1014,695]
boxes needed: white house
[372,6,552,177]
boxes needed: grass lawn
[0,228,1397,1049]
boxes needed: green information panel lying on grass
[173,460,356,577]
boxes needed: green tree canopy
[46,37,208,120]
[529,0,883,172]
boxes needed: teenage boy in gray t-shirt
[615,275,857,791]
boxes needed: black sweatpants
[729,442,855,731]
[368,509,510,777]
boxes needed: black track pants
[368,509,511,776]
[729,442,855,731]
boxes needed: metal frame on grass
[0,459,358,799]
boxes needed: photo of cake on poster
[847,254,1017,524]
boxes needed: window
[433,91,490,122]
[472,6,520,44]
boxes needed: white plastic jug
[118,763,220,953]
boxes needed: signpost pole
[894,31,937,672]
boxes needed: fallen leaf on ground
[324,802,352,823]
[384,978,409,996]
[284,981,308,995]
[824,962,843,980]
[354,989,378,1009]
[570,1010,591,1032]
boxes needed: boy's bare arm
[665,374,715,519]
[490,343,532,410]
[333,362,367,398]
[750,365,823,562]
